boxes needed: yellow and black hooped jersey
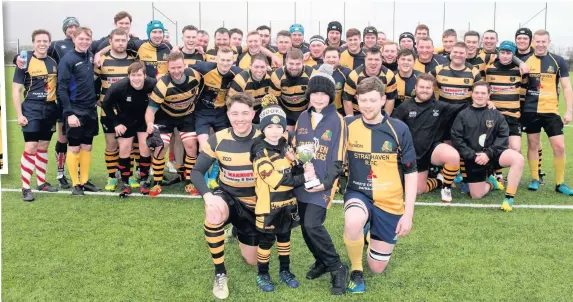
[395,70,422,109]
[524,53,570,114]
[205,46,242,63]
[237,50,268,71]
[304,55,324,67]
[227,70,273,118]
[414,54,449,74]
[343,65,398,113]
[431,64,482,104]
[339,48,366,70]
[345,114,417,215]
[270,65,316,112]
[148,67,203,117]
[466,51,496,76]
[12,52,58,103]
[181,49,206,66]
[485,61,527,118]
[129,40,172,78]
[272,52,288,70]
[202,127,263,208]
[191,61,243,111]
[94,52,138,116]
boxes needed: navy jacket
[57,49,97,117]
[293,104,346,208]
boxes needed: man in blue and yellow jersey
[326,21,345,48]
[180,25,205,66]
[144,52,203,197]
[271,30,292,70]
[12,29,60,201]
[464,31,496,77]
[394,49,422,110]
[343,77,417,294]
[257,25,276,52]
[414,37,449,74]
[205,28,238,62]
[320,46,352,115]
[343,47,397,116]
[398,32,416,52]
[339,28,365,70]
[438,29,457,58]
[362,26,378,50]
[522,30,573,195]
[90,11,139,54]
[304,35,325,67]
[270,48,317,131]
[197,30,210,52]
[235,31,282,71]
[382,41,399,72]
[290,24,309,53]
[230,28,243,47]
[94,28,139,192]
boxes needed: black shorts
[64,113,99,141]
[417,142,441,172]
[195,109,229,136]
[155,111,196,134]
[56,100,64,123]
[462,157,500,183]
[505,116,522,137]
[100,116,116,134]
[22,120,56,142]
[521,112,564,137]
[285,109,302,126]
[216,189,260,246]
[118,120,147,139]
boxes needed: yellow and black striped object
[149,68,202,117]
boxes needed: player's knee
[368,249,391,274]
[551,142,565,155]
[470,190,485,199]
[447,151,460,164]
[241,247,258,266]
[513,153,525,168]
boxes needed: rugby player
[343,77,417,294]
[230,28,243,47]
[190,93,262,300]
[382,41,399,72]
[414,24,429,42]
[197,29,210,51]
[343,47,397,116]
[180,25,205,65]
[339,28,366,70]
[57,27,101,195]
[144,52,202,196]
[205,28,236,62]
[326,21,345,48]
[522,30,573,195]
[289,24,309,53]
[90,11,138,54]
[304,35,326,67]
[256,25,276,51]
[13,29,60,201]
[94,28,138,192]
[271,30,293,69]
[393,49,422,110]
[321,46,352,115]
[270,48,317,131]
[376,31,387,48]
[101,61,156,196]
[414,37,449,74]
[451,82,524,210]
[362,26,378,50]
[235,31,282,70]
[438,29,457,58]
[398,32,415,51]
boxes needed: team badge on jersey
[382,141,393,152]
[336,82,343,89]
[547,66,555,73]
[53,66,57,73]
[321,130,332,141]
[486,120,494,128]
[464,79,470,84]
[510,76,516,82]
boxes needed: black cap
[515,28,532,41]
[327,21,342,34]
[363,26,378,38]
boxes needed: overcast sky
[3,0,572,53]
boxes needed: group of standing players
[11,10,572,299]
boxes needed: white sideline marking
[2,188,573,209]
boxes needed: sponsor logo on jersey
[433,109,440,117]
[409,111,417,118]
[382,141,393,152]
[547,66,555,73]
[321,130,332,141]
[126,96,132,102]
[486,120,494,128]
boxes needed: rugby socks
[105,150,119,178]
[184,155,196,181]
[538,148,543,176]
[21,151,35,189]
[460,159,466,180]
[554,157,566,185]
[79,149,92,185]
[66,151,81,186]
[151,156,166,185]
[55,141,67,179]
[529,159,540,181]
[425,178,442,192]
[139,156,151,179]
[257,238,274,275]
[276,232,291,272]
[131,142,141,175]
[35,149,48,187]
[118,157,132,184]
[505,186,517,199]
[442,163,459,188]
[204,221,226,275]
[344,235,364,272]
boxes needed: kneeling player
[102,62,156,196]
[343,77,417,294]
[451,82,524,211]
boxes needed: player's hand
[396,213,413,237]
[115,124,127,136]
[170,46,180,54]
[68,115,81,127]
[305,184,325,193]
[563,110,572,125]
[196,46,205,54]
[285,148,296,162]
[519,62,530,74]
[146,123,155,134]
[16,57,25,69]
[17,115,28,127]
[475,153,489,165]
[271,56,282,68]
[486,101,496,110]
[303,52,310,62]
[204,193,226,218]
[94,52,103,67]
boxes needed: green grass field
[2,67,573,301]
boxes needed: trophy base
[305,178,321,189]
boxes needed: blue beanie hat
[147,20,165,39]
[289,24,304,35]
[499,40,516,54]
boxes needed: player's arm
[269,70,282,97]
[558,59,572,124]
[396,123,417,237]
[56,59,74,118]
[101,83,120,127]
[259,47,282,68]
[512,55,530,74]
[191,134,218,198]
[11,67,25,122]
[384,72,398,115]
[252,140,305,189]
[145,83,166,132]
[450,113,476,161]
[342,72,358,116]
[485,113,509,161]
[390,101,407,120]
[94,63,103,104]
[319,117,346,191]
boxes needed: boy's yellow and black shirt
[345,113,417,215]
[94,52,138,116]
[191,61,243,111]
[227,70,273,119]
[343,65,398,113]
[430,64,482,104]
[269,65,316,113]
[148,68,203,117]
[414,54,449,74]
[484,60,527,118]
[13,52,58,104]
[128,40,173,78]
[524,52,570,114]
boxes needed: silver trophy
[296,138,322,189]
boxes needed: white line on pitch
[2,188,573,209]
